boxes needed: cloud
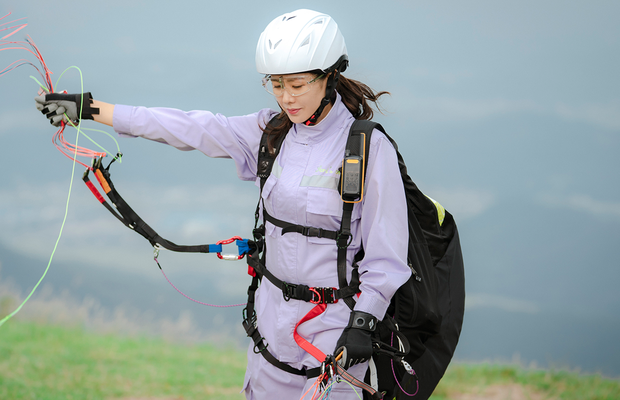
[397,96,540,123]
[396,95,620,132]
[424,186,496,221]
[0,109,42,135]
[554,101,620,131]
[466,293,539,314]
[538,193,620,220]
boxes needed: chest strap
[263,209,340,240]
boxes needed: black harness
[241,118,373,378]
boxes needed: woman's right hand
[35,92,99,127]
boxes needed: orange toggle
[93,169,112,194]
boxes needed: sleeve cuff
[112,104,134,137]
[354,292,390,320]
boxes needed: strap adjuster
[336,230,353,249]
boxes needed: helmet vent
[269,39,283,50]
[300,36,310,48]
[312,20,324,25]
[284,15,297,21]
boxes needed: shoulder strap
[337,120,383,310]
[257,116,287,191]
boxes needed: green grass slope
[0,321,246,400]
[1,320,618,400]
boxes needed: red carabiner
[216,236,245,260]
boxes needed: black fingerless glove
[334,310,378,370]
[34,92,99,127]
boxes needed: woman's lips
[287,108,301,115]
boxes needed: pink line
[391,331,419,396]
[156,258,246,308]
[1,23,27,40]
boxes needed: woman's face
[268,73,330,124]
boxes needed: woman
[36,9,411,400]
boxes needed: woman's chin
[287,114,308,124]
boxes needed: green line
[29,75,49,93]
[0,68,85,327]
[56,66,121,160]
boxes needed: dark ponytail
[262,75,389,154]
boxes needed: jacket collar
[289,92,353,145]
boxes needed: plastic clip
[153,245,161,260]
[401,359,415,376]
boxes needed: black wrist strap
[347,310,378,332]
[78,92,99,120]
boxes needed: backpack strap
[337,120,382,310]
[256,116,287,190]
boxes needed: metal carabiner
[216,236,245,260]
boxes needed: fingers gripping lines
[35,92,100,127]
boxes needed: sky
[1,0,619,376]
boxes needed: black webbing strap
[336,121,380,310]
[263,209,340,240]
[88,158,215,254]
[338,202,356,310]
[242,267,322,378]
[247,242,359,304]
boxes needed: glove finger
[336,346,347,368]
[45,105,66,119]
[50,114,65,127]
[45,103,59,113]
[34,95,47,105]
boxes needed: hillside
[1,320,618,400]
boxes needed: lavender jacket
[113,94,411,369]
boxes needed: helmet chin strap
[304,69,341,126]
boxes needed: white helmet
[256,9,348,75]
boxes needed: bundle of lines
[1,11,105,168]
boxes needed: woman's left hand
[334,310,377,369]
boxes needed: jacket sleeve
[112,104,278,181]
[353,130,412,319]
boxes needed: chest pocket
[306,187,361,245]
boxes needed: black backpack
[349,120,466,400]
[246,118,465,400]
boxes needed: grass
[0,320,247,400]
[1,320,619,400]
[433,363,620,400]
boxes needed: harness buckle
[302,226,324,238]
[282,282,297,302]
[310,287,338,304]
